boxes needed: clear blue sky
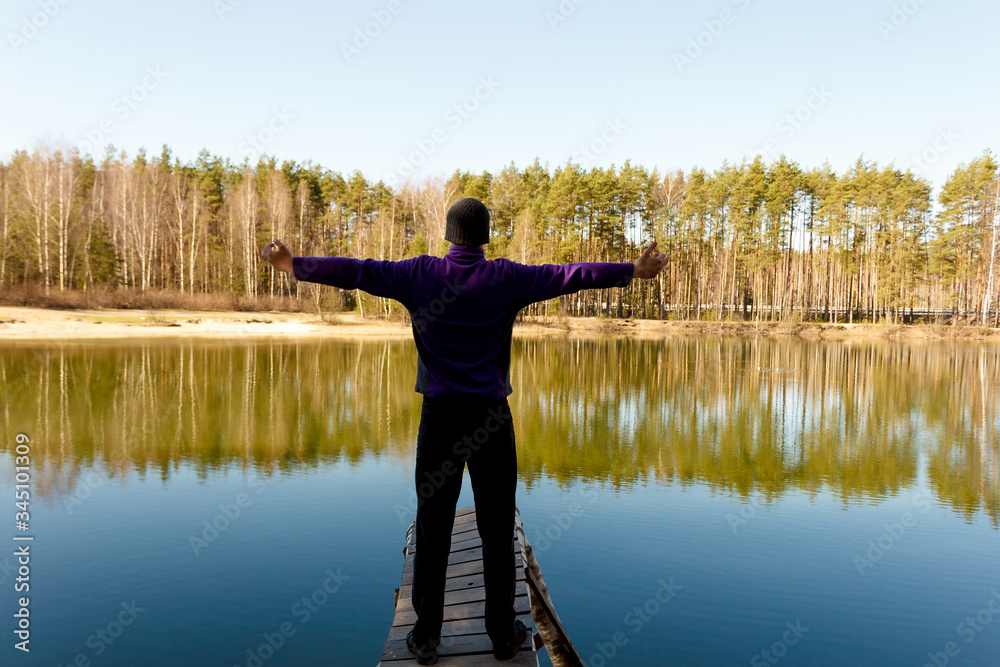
[3,0,998,192]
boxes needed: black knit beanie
[445,198,490,246]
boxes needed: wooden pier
[380,506,537,665]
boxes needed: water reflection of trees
[0,337,996,525]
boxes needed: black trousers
[410,393,517,646]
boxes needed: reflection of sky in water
[0,337,998,665]
[2,452,995,666]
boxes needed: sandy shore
[0,306,998,341]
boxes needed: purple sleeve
[511,261,634,306]
[292,256,416,301]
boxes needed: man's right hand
[633,241,668,280]
[261,239,294,273]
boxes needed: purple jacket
[293,245,634,398]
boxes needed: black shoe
[493,620,529,660]
[406,631,439,665]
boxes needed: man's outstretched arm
[260,238,415,300]
[511,240,668,306]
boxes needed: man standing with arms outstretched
[262,197,667,664]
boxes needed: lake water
[0,336,998,666]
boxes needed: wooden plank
[402,545,523,576]
[394,579,529,613]
[400,558,485,586]
[400,551,526,586]
[391,593,532,627]
[405,534,523,557]
[407,531,482,553]
[452,512,478,526]
[397,570,526,600]
[451,521,482,539]
[401,545,486,569]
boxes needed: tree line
[1,144,998,324]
